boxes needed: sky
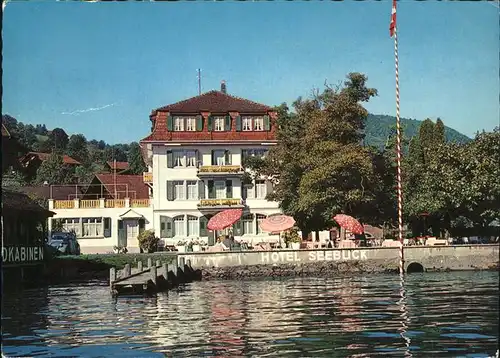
[3,1,499,144]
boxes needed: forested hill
[364,114,471,149]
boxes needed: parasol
[259,214,295,233]
[207,209,243,231]
[333,214,364,235]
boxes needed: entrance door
[125,219,139,242]
[117,220,127,248]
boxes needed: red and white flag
[390,0,397,37]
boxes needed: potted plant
[283,227,301,250]
[175,239,188,253]
[137,230,159,253]
[191,238,202,252]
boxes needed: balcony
[197,198,245,211]
[143,172,153,183]
[49,198,151,210]
[197,165,244,178]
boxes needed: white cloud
[61,103,117,116]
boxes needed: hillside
[364,114,471,149]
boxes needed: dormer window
[242,117,252,131]
[214,117,225,131]
[174,117,184,131]
[186,118,196,131]
[254,117,264,131]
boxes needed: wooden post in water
[109,267,116,289]
[187,259,192,268]
[124,264,131,277]
[168,263,177,276]
[147,258,152,268]
[156,260,161,267]
[162,263,168,278]
[179,257,185,269]
[151,265,157,286]
[137,261,143,272]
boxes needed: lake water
[2,271,498,357]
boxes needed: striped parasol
[259,214,295,233]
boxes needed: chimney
[220,80,227,94]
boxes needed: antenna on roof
[197,69,202,95]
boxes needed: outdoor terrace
[49,198,151,210]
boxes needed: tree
[46,128,69,153]
[246,73,380,237]
[66,134,89,163]
[16,123,37,150]
[35,153,73,185]
[128,142,147,175]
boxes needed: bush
[137,230,159,253]
[283,227,301,245]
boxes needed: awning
[119,209,144,219]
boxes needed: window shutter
[226,180,233,199]
[208,116,213,131]
[199,216,208,237]
[167,181,174,201]
[166,216,174,238]
[167,115,173,131]
[224,150,231,165]
[197,150,202,167]
[211,150,215,165]
[198,180,205,199]
[208,180,215,199]
[139,218,145,234]
[196,115,203,131]
[235,116,242,131]
[160,216,167,238]
[118,220,124,230]
[233,219,242,236]
[166,150,173,168]
[264,115,271,131]
[225,115,231,131]
[266,180,273,198]
[104,218,111,237]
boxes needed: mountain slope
[364,114,471,149]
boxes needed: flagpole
[391,0,404,276]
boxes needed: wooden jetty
[110,257,201,296]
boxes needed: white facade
[151,143,282,246]
[48,198,153,254]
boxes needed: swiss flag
[390,0,397,37]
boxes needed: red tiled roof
[95,174,149,199]
[20,185,86,200]
[152,90,272,115]
[23,152,81,165]
[106,161,130,171]
[3,189,55,215]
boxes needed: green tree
[128,142,147,175]
[35,153,73,185]
[66,134,89,163]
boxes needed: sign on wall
[260,250,368,264]
[1,246,45,264]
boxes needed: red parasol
[333,214,364,235]
[207,209,243,231]
[259,214,295,233]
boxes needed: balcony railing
[198,198,244,208]
[143,172,153,183]
[49,198,151,210]
[197,165,243,176]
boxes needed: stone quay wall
[178,245,499,279]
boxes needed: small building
[19,151,81,181]
[104,161,131,175]
[47,174,153,254]
[1,189,54,266]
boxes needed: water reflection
[2,272,498,357]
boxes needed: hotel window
[187,181,198,200]
[186,151,197,167]
[173,150,184,167]
[187,215,198,236]
[242,214,254,235]
[173,216,185,236]
[255,180,266,199]
[254,117,264,131]
[214,117,225,131]
[213,150,226,166]
[215,180,226,199]
[242,117,252,131]
[82,218,102,237]
[174,117,184,131]
[256,214,266,234]
[62,218,81,237]
[186,117,196,131]
[174,181,185,200]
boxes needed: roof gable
[106,161,130,171]
[22,152,81,165]
[94,174,149,199]
[153,90,272,115]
